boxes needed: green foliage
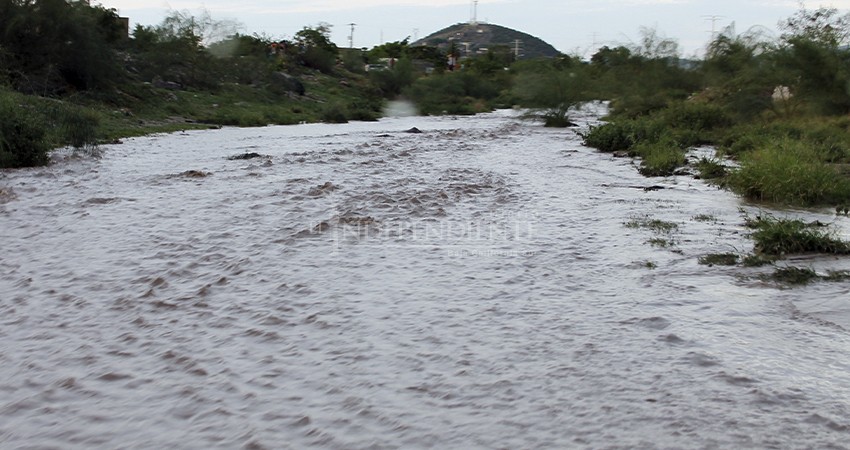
[728,138,850,205]
[588,41,701,119]
[624,216,678,233]
[57,105,100,151]
[295,23,338,74]
[340,49,367,73]
[320,103,349,123]
[405,72,497,115]
[0,0,125,94]
[775,7,850,115]
[660,102,732,134]
[768,267,820,285]
[581,117,666,153]
[702,28,779,121]
[695,157,727,180]
[370,56,416,97]
[581,122,636,152]
[367,39,409,60]
[746,214,850,256]
[513,57,591,126]
[698,253,739,266]
[0,92,49,167]
[634,137,686,177]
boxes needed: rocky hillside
[414,23,560,59]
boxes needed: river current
[2,106,850,449]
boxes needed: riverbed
[1,106,849,448]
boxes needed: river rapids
[2,105,850,449]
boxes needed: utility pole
[413,28,419,42]
[347,23,356,49]
[469,0,479,25]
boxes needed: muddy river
[2,105,850,448]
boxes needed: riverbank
[1,68,383,168]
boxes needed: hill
[413,23,560,59]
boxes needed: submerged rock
[307,181,338,196]
[174,170,211,178]
[227,152,265,160]
[404,127,423,134]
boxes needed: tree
[513,58,591,127]
[295,23,338,73]
[703,26,782,119]
[0,0,125,93]
[778,6,850,115]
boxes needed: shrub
[320,104,348,123]
[581,122,635,152]
[0,95,50,168]
[695,157,727,180]
[56,105,100,152]
[405,73,491,115]
[728,138,850,205]
[635,137,686,177]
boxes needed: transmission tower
[347,23,356,48]
[702,15,724,41]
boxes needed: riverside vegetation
[3,1,850,280]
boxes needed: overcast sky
[103,0,850,58]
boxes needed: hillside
[414,23,560,59]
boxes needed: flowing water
[2,106,850,449]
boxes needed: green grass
[768,267,819,285]
[648,237,676,248]
[1,67,385,169]
[765,267,850,285]
[746,214,850,256]
[695,157,727,180]
[742,254,776,267]
[625,216,679,233]
[692,214,717,222]
[698,253,739,266]
[635,138,687,177]
[728,138,850,206]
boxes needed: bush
[695,157,727,180]
[581,122,635,152]
[728,138,850,205]
[320,104,348,123]
[662,101,732,131]
[0,95,50,168]
[56,105,100,151]
[405,73,493,115]
[635,137,686,177]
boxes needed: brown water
[2,106,850,449]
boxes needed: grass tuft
[746,214,850,256]
[769,267,819,285]
[698,253,739,266]
[625,216,679,233]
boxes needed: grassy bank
[0,69,383,168]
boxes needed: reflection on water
[1,106,850,448]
